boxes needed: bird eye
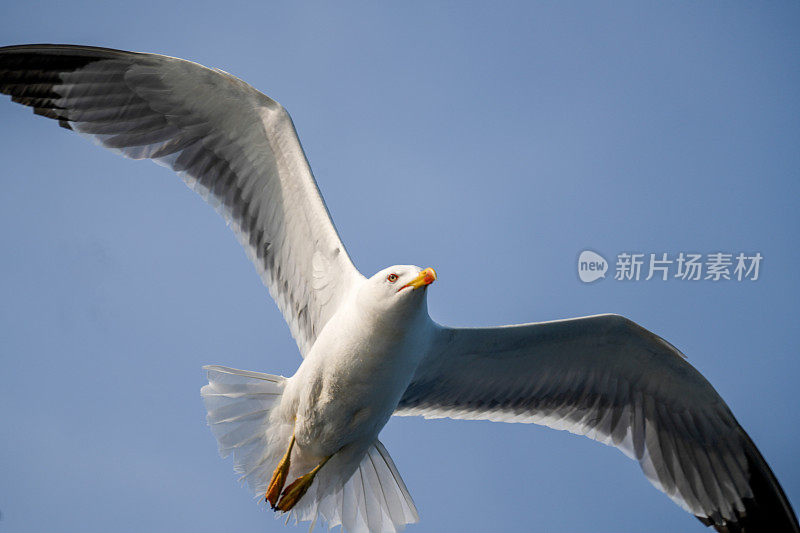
[387,273,398,283]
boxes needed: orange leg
[275,455,332,512]
[265,433,295,509]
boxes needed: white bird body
[1,44,797,533]
[281,269,434,460]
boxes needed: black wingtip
[696,432,799,533]
[0,43,138,59]
[0,45,116,128]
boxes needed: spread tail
[201,365,419,532]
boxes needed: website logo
[578,250,608,283]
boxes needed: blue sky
[1,2,798,532]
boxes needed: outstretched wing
[0,44,363,356]
[397,313,798,532]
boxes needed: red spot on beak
[399,267,437,291]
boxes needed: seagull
[0,44,797,533]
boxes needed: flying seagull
[0,44,796,533]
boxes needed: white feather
[201,365,418,533]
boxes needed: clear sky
[1,2,798,532]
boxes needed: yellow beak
[399,267,437,291]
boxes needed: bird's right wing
[397,313,798,532]
[0,44,364,356]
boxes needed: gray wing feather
[0,44,363,355]
[397,314,798,532]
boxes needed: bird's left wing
[396,313,798,532]
[0,44,364,356]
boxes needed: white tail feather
[201,365,419,532]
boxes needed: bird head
[357,265,437,321]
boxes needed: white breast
[282,294,434,459]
